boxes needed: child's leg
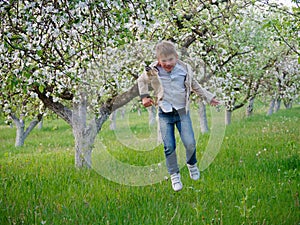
[176,112,197,165]
[158,111,178,175]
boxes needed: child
[138,40,219,191]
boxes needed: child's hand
[145,66,152,72]
[210,98,220,106]
[145,66,158,76]
[142,97,154,107]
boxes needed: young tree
[275,55,299,109]
[0,66,44,146]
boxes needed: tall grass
[0,106,299,225]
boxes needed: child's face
[158,54,178,72]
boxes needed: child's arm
[185,63,220,105]
[137,72,150,99]
[137,67,156,107]
[191,79,215,103]
[192,81,220,106]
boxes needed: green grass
[0,106,299,225]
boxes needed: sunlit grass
[0,105,299,224]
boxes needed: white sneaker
[170,173,183,191]
[187,164,200,180]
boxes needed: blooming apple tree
[0,0,163,166]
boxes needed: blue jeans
[158,108,197,175]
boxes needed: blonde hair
[155,40,178,58]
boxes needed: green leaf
[39,86,45,93]
[24,72,31,79]
[37,49,44,57]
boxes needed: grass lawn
[0,105,299,225]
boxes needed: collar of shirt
[158,63,187,77]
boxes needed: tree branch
[24,114,43,139]
[272,24,300,56]
[220,49,253,68]
[33,86,73,126]
[111,83,139,111]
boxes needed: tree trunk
[36,83,140,168]
[14,114,25,147]
[10,113,43,147]
[267,98,275,116]
[274,98,281,112]
[109,110,117,130]
[198,101,209,133]
[157,118,162,144]
[120,107,126,119]
[246,97,254,117]
[225,110,232,125]
[147,105,156,126]
[38,117,43,130]
[72,92,97,168]
[284,100,292,109]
